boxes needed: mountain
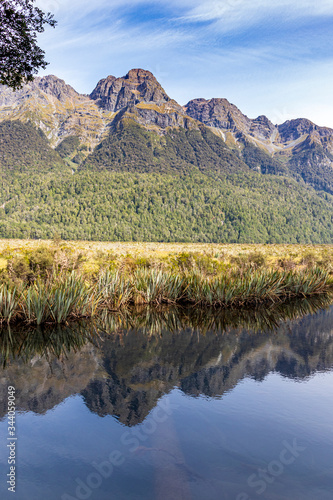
[1,70,333,192]
[185,98,333,193]
[0,120,65,173]
[0,69,333,243]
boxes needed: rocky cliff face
[185,97,333,152]
[90,68,171,111]
[184,97,251,134]
[0,75,112,150]
[250,115,276,140]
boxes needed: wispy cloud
[35,0,333,127]
[178,0,333,29]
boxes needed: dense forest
[1,169,332,243]
[82,119,249,175]
[0,119,333,243]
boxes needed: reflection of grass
[0,321,99,368]
[1,294,332,368]
[98,293,333,337]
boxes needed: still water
[0,299,333,500]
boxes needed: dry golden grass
[0,239,332,269]
[1,240,333,325]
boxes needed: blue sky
[36,0,333,127]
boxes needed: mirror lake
[0,298,333,500]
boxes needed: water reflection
[1,297,333,426]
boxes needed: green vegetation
[288,139,333,194]
[0,120,65,172]
[0,118,333,244]
[55,135,80,161]
[1,170,333,243]
[241,141,288,175]
[0,243,332,325]
[82,120,248,175]
[0,0,57,89]
[0,267,331,325]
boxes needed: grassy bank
[1,240,333,275]
[0,240,332,325]
[0,267,332,325]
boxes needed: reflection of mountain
[0,303,333,425]
[0,324,103,419]
[0,343,103,419]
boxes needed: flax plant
[133,268,184,304]
[0,284,20,323]
[97,270,132,309]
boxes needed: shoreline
[1,267,332,326]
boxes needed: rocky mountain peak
[277,118,316,142]
[0,74,80,107]
[90,68,171,112]
[184,97,251,133]
[249,115,276,140]
[33,75,80,101]
[124,68,155,83]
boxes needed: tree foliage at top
[0,0,56,89]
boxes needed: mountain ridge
[1,69,333,195]
[0,69,333,243]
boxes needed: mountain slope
[82,117,249,175]
[0,120,66,173]
[185,98,333,194]
[1,170,333,243]
[0,75,113,151]
[0,69,333,243]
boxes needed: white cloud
[178,0,333,31]
[36,0,333,31]
[34,0,333,128]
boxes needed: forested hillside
[0,121,66,172]
[1,170,332,243]
[82,120,248,175]
[0,70,333,243]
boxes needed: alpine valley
[0,68,333,242]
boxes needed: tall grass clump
[21,280,51,325]
[0,284,20,324]
[183,267,332,307]
[50,273,100,322]
[97,270,133,309]
[21,272,102,325]
[133,268,184,304]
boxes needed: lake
[0,299,333,500]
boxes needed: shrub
[9,255,31,282]
[29,247,55,277]
[247,252,266,269]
